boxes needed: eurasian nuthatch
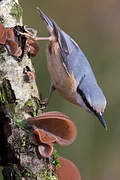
[36,8,107,129]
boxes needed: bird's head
[76,76,107,130]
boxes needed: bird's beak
[98,112,107,131]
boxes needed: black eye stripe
[77,87,98,117]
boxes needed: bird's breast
[46,42,78,105]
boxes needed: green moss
[10,2,22,21]
[22,167,33,179]
[37,150,60,179]
[11,127,30,154]
[15,119,24,128]
[22,167,57,180]
[0,89,5,103]
[37,169,58,180]
[43,170,57,180]
[52,150,60,168]
[23,166,57,180]
[20,132,27,152]
[15,118,28,129]
[24,98,42,116]
[27,99,36,108]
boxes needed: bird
[36,8,107,130]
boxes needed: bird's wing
[37,8,95,85]
[54,24,93,85]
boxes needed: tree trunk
[0,0,58,179]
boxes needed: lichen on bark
[0,0,58,179]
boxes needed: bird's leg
[24,25,38,37]
[47,83,56,104]
[40,83,56,108]
[17,25,55,41]
[34,36,53,41]
[18,29,52,41]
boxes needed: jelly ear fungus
[55,157,81,180]
[0,22,39,58]
[0,22,7,44]
[29,111,77,158]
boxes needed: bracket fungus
[29,111,77,158]
[38,143,54,158]
[0,22,39,58]
[26,38,39,57]
[0,22,7,44]
[5,28,22,57]
[0,23,22,57]
[5,39,22,57]
[55,157,81,180]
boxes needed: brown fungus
[5,39,22,57]
[5,27,22,57]
[0,24,22,57]
[0,23,39,58]
[29,111,77,146]
[38,143,54,158]
[6,28,15,41]
[55,157,81,180]
[29,111,77,157]
[31,128,56,158]
[0,22,7,44]
[26,38,39,57]
[33,128,56,144]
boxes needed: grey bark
[0,0,57,179]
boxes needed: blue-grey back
[56,28,106,110]
[58,29,97,87]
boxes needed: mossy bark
[0,0,57,179]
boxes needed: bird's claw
[40,98,49,111]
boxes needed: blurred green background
[1,0,120,179]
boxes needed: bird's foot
[40,98,49,111]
